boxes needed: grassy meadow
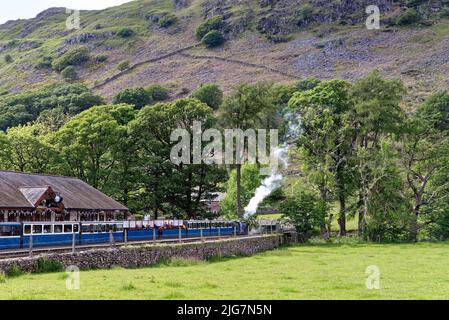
[2,242,449,300]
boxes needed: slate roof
[0,171,128,211]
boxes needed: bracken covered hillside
[0,0,448,106]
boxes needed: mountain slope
[0,0,448,106]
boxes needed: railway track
[0,234,251,260]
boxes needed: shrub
[95,55,108,63]
[192,83,223,110]
[201,30,225,48]
[5,264,25,277]
[196,15,224,40]
[113,87,152,109]
[281,191,327,234]
[146,84,169,101]
[52,46,90,72]
[117,28,135,38]
[61,66,78,81]
[117,60,130,71]
[396,8,421,26]
[296,78,321,91]
[4,54,13,63]
[159,14,177,28]
[0,272,6,283]
[37,257,64,273]
[35,56,53,69]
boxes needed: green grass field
[2,242,449,300]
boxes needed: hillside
[0,0,448,106]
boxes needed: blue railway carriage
[0,219,245,251]
[80,221,124,244]
[186,220,235,237]
[0,223,21,250]
[22,222,81,248]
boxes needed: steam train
[0,220,248,250]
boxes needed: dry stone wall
[0,235,284,273]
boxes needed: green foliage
[129,98,227,219]
[95,55,108,63]
[158,14,177,28]
[5,265,24,278]
[295,78,321,91]
[196,16,224,40]
[4,54,13,63]
[36,258,64,273]
[220,164,262,218]
[146,84,170,101]
[192,83,223,110]
[113,87,152,109]
[396,8,421,26]
[201,30,225,48]
[360,142,411,242]
[53,104,136,191]
[0,124,62,173]
[117,28,135,38]
[281,190,327,234]
[35,56,53,69]
[52,46,90,72]
[61,66,78,81]
[117,60,130,71]
[0,83,104,131]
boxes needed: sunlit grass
[2,242,449,300]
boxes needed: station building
[0,170,128,222]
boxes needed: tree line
[0,72,448,242]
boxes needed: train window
[24,225,31,235]
[73,224,79,233]
[33,225,43,234]
[64,225,72,233]
[43,225,52,234]
[117,224,123,232]
[0,225,20,237]
[82,225,91,233]
[54,225,63,233]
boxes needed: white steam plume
[243,112,301,219]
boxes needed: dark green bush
[35,56,53,69]
[95,55,108,63]
[396,8,421,26]
[117,60,130,71]
[146,84,170,101]
[117,28,135,38]
[159,14,177,28]
[201,30,225,48]
[5,264,24,278]
[196,16,224,40]
[296,78,321,91]
[61,66,78,81]
[113,87,152,109]
[52,46,90,72]
[4,54,13,64]
[37,257,64,273]
[192,83,223,110]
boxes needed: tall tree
[350,71,406,239]
[130,98,227,219]
[53,104,134,191]
[219,82,277,218]
[0,124,61,173]
[289,80,354,236]
[399,92,449,241]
